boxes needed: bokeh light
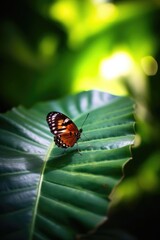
[141,56,158,76]
[99,51,133,80]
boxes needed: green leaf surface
[0,91,135,240]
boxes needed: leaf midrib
[29,140,55,240]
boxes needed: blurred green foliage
[1,0,160,239]
[1,0,158,110]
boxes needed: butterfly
[46,112,83,148]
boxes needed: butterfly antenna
[80,113,90,143]
[81,113,89,129]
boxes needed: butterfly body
[47,112,82,148]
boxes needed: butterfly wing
[47,112,81,148]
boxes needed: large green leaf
[0,91,135,240]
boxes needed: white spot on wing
[64,118,70,123]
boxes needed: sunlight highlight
[99,52,133,80]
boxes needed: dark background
[1,1,160,239]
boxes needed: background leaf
[0,90,135,239]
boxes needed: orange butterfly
[46,112,83,148]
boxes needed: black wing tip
[46,111,58,120]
